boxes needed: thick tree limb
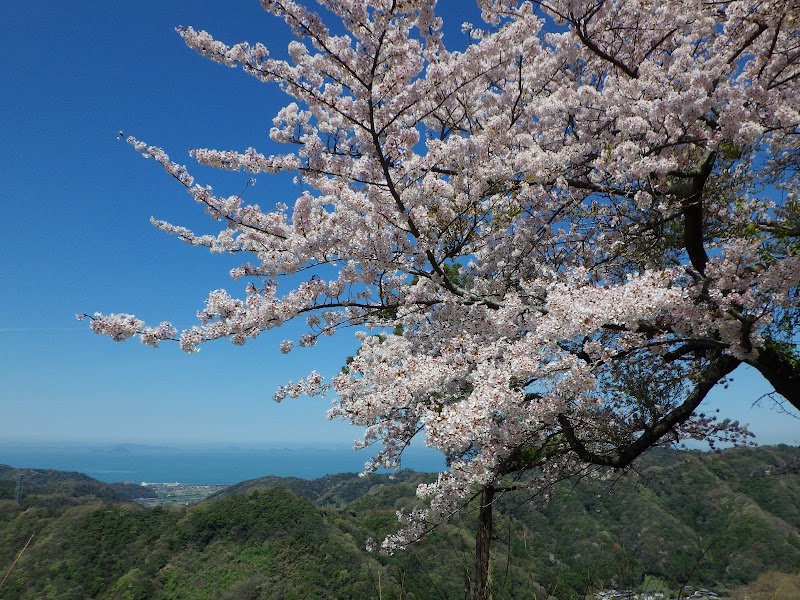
[747,344,800,412]
[557,353,741,468]
[670,152,716,275]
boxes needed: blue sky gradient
[1,0,797,447]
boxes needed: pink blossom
[88,0,800,552]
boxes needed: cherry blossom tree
[83,1,800,597]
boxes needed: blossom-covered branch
[87,0,800,558]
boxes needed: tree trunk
[474,485,495,600]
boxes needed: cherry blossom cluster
[88,0,800,551]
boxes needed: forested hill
[1,445,799,599]
[0,464,124,507]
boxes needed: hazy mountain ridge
[0,446,798,599]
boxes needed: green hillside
[0,446,798,599]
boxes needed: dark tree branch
[569,14,640,79]
[557,353,741,468]
[474,485,495,600]
[670,151,716,275]
[746,343,800,412]
[726,20,768,66]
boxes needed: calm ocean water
[0,443,445,484]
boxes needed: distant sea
[0,442,446,485]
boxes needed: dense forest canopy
[1,446,800,599]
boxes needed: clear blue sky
[0,0,797,447]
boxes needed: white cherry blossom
[85,0,800,555]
